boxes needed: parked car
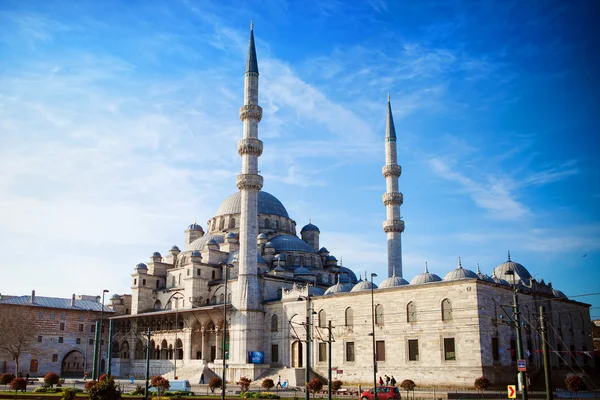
[360,386,400,400]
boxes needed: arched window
[175,339,183,360]
[153,300,162,311]
[168,344,173,360]
[219,218,225,230]
[286,255,293,266]
[112,341,120,357]
[271,314,278,332]
[276,289,282,299]
[265,218,270,229]
[219,294,225,304]
[228,293,232,303]
[165,301,172,310]
[161,340,168,360]
[316,274,323,284]
[318,310,327,328]
[300,256,305,266]
[229,218,236,228]
[407,302,417,323]
[211,296,217,305]
[345,307,354,327]
[286,221,290,231]
[375,304,384,325]
[135,340,144,359]
[275,220,279,230]
[442,299,452,321]
[171,276,176,286]
[120,341,130,359]
[212,270,216,279]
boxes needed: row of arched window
[114,339,184,360]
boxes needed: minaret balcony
[382,192,403,206]
[382,164,401,178]
[236,173,264,191]
[238,138,263,156]
[383,220,405,233]
[239,104,263,122]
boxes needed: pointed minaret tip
[425,261,429,273]
[507,250,511,261]
[477,263,481,274]
[245,21,259,74]
[250,19,254,30]
[458,256,462,268]
[386,95,397,140]
[387,93,391,103]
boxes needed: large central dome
[215,191,289,218]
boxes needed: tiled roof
[0,295,113,312]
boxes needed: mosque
[108,25,594,386]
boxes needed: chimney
[31,290,36,304]
[71,294,76,307]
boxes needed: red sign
[508,385,516,398]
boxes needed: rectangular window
[134,278,137,285]
[89,339,94,345]
[142,279,146,286]
[37,336,42,343]
[59,322,65,331]
[444,338,456,361]
[60,312,66,320]
[58,337,64,343]
[319,343,327,362]
[156,280,160,288]
[187,269,190,276]
[346,342,355,362]
[376,340,386,361]
[90,324,96,333]
[76,338,81,344]
[197,269,201,276]
[408,339,419,361]
[50,312,55,320]
[52,354,58,362]
[271,344,279,363]
[79,324,84,332]
[492,337,499,361]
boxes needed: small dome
[379,272,409,288]
[326,255,337,261]
[225,232,237,238]
[208,239,217,245]
[258,233,268,239]
[491,271,510,286]
[135,263,148,270]
[269,235,317,253]
[265,242,274,248]
[493,252,532,283]
[111,294,121,300]
[294,266,312,276]
[191,250,201,257]
[410,263,442,285]
[152,252,161,258]
[188,222,203,231]
[350,279,378,292]
[171,245,180,251]
[338,267,358,283]
[553,289,567,298]
[444,257,479,281]
[324,276,354,295]
[301,223,320,233]
[318,247,329,253]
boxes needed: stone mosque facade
[108,26,594,386]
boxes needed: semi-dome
[215,191,289,218]
[493,252,532,283]
[188,234,225,251]
[258,233,268,239]
[294,266,312,276]
[301,223,320,233]
[327,255,337,261]
[379,272,409,288]
[443,257,479,281]
[188,222,203,231]
[338,267,358,283]
[553,289,567,298]
[135,263,148,270]
[269,235,317,253]
[410,263,442,285]
[227,250,266,264]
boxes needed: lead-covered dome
[444,257,479,281]
[269,235,316,253]
[410,263,442,285]
[188,234,225,251]
[215,191,289,218]
[493,252,532,283]
[350,273,378,292]
[301,223,320,233]
[379,272,409,288]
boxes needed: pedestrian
[390,376,396,386]
[276,375,282,389]
[25,373,29,383]
[200,373,205,384]
[379,376,384,386]
[385,375,390,385]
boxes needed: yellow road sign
[508,385,516,398]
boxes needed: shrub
[0,373,15,386]
[208,377,222,393]
[565,375,586,394]
[331,381,343,392]
[307,378,324,394]
[62,388,76,400]
[474,377,490,392]
[400,379,416,395]
[262,378,274,390]
[10,377,27,392]
[238,377,252,392]
[87,376,122,400]
[85,380,98,392]
[44,372,60,388]
[130,385,145,396]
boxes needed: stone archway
[291,341,303,368]
[61,350,85,378]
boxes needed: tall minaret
[230,21,264,366]
[382,95,404,278]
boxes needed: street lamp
[172,295,183,380]
[97,289,109,376]
[219,262,234,400]
[370,273,378,400]
[505,268,528,400]
[297,295,315,400]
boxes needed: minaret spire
[230,22,264,368]
[382,95,404,278]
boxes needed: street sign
[517,359,526,371]
[508,385,516,398]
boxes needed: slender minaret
[382,95,404,278]
[230,21,264,365]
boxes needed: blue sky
[1,0,598,316]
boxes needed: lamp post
[506,268,528,400]
[97,289,109,376]
[219,262,233,400]
[298,295,313,400]
[144,328,152,400]
[370,273,378,400]
[172,295,183,380]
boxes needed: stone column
[201,328,206,362]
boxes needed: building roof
[188,234,225,251]
[300,222,320,233]
[443,257,478,281]
[269,234,316,253]
[0,295,113,312]
[379,272,409,288]
[215,191,289,218]
[410,263,442,285]
[493,252,532,283]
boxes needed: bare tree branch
[0,306,36,375]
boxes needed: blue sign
[248,351,264,364]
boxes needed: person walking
[379,376,384,386]
[390,376,396,386]
[276,375,282,389]
[385,375,390,385]
[199,373,205,384]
